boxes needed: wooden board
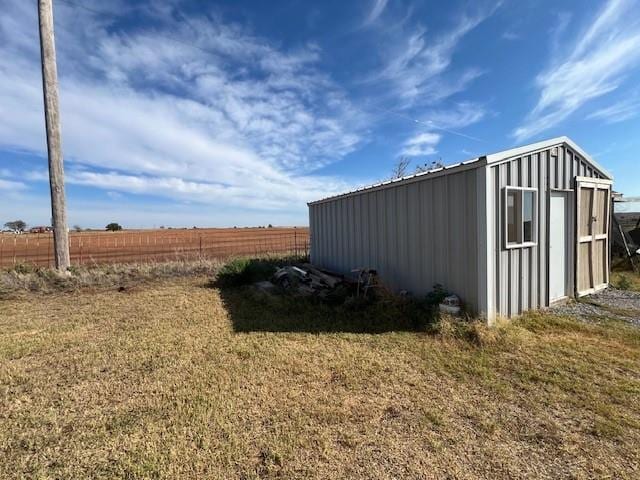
[575,177,611,296]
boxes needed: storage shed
[308,137,613,322]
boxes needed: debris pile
[251,263,466,319]
[439,294,462,316]
[266,263,345,297]
[253,263,382,301]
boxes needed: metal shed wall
[486,143,605,318]
[309,167,481,311]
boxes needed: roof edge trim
[485,136,613,180]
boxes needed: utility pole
[38,0,70,270]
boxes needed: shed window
[505,187,537,248]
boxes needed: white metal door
[549,192,567,301]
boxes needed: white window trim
[504,186,538,249]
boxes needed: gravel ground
[550,287,640,326]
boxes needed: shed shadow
[217,286,437,334]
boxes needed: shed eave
[562,137,613,180]
[485,136,613,180]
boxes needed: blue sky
[1,0,639,228]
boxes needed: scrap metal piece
[439,294,462,315]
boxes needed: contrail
[370,105,487,143]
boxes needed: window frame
[504,186,538,249]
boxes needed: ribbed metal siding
[309,168,480,310]
[488,144,603,318]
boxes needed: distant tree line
[106,222,123,231]
[4,220,27,232]
[3,221,284,233]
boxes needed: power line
[57,0,103,16]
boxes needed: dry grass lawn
[612,270,640,292]
[1,277,640,479]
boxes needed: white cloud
[419,101,487,129]
[0,0,497,225]
[23,170,49,182]
[0,0,365,218]
[374,3,500,107]
[0,178,27,190]
[64,169,352,211]
[587,96,640,124]
[106,191,123,200]
[0,190,308,229]
[513,0,640,141]
[398,102,486,157]
[501,30,519,41]
[364,0,389,25]
[400,132,441,157]
[548,12,572,61]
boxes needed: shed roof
[483,136,612,178]
[308,136,613,206]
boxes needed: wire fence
[0,227,310,268]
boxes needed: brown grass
[1,276,640,479]
[611,270,640,292]
[0,259,224,298]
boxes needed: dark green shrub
[11,263,37,275]
[215,258,285,287]
[616,274,631,291]
[424,283,448,307]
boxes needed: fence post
[47,233,51,267]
